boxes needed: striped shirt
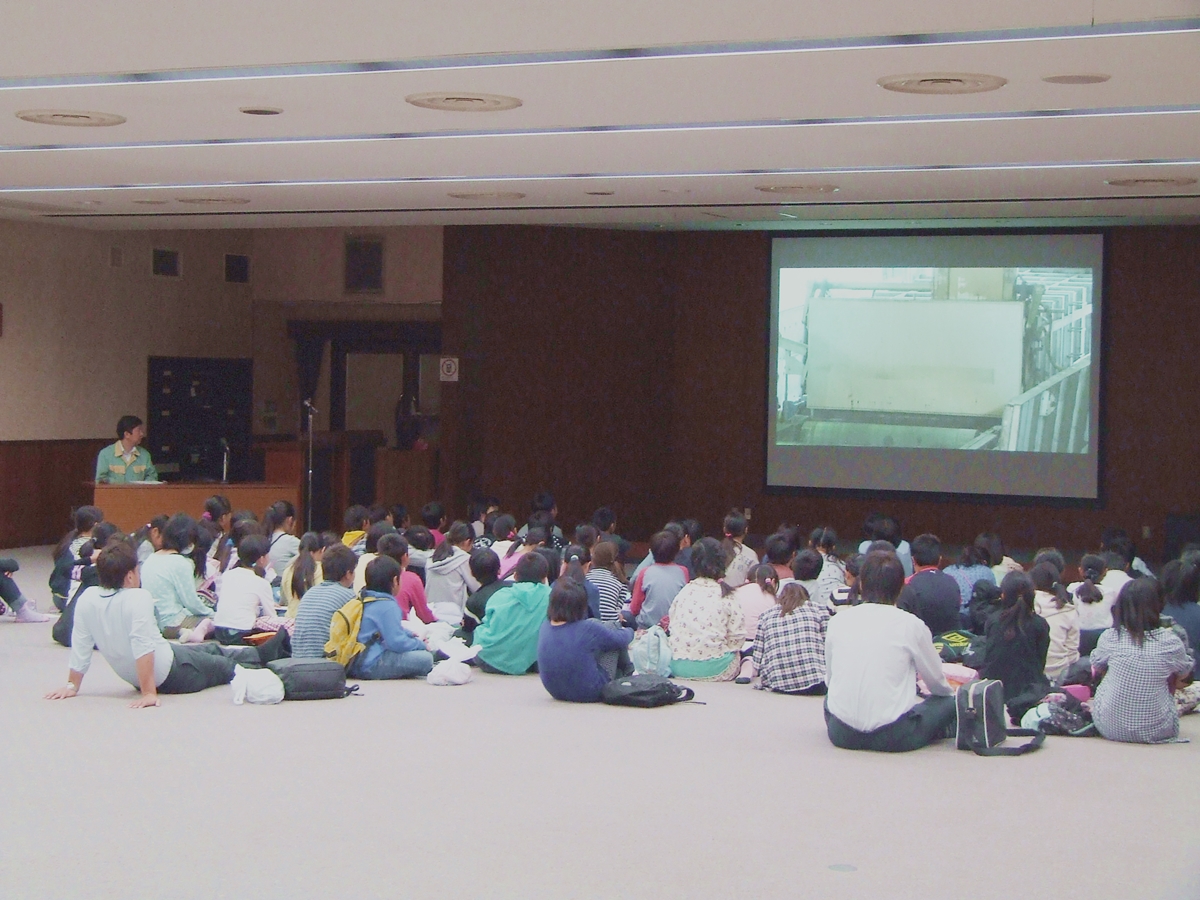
[292,581,354,659]
[585,568,630,623]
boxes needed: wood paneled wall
[0,439,108,547]
[443,224,1200,559]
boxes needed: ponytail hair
[131,514,170,557]
[431,521,473,562]
[778,582,809,616]
[1076,553,1107,604]
[589,540,626,584]
[563,544,590,584]
[809,526,838,559]
[752,563,779,597]
[998,571,1036,639]
[290,532,324,600]
[721,510,748,565]
[263,500,296,535]
[55,505,105,560]
[1029,561,1069,609]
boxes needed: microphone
[218,437,229,450]
[303,398,319,413]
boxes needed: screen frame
[760,226,1109,509]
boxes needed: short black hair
[161,513,197,553]
[574,523,598,550]
[859,551,906,605]
[723,510,747,538]
[96,541,138,589]
[592,506,617,533]
[116,415,143,440]
[420,501,445,529]
[237,533,271,567]
[469,548,501,584]
[527,509,555,533]
[763,533,794,566]
[321,544,359,583]
[649,530,681,564]
[367,504,391,525]
[376,533,409,563]
[390,504,409,526]
[531,491,556,514]
[365,522,397,553]
[547,577,588,623]
[792,549,824,581]
[343,505,370,533]
[492,514,516,540]
[364,555,401,593]
[689,537,727,581]
[404,525,435,552]
[679,518,703,545]
[910,533,942,567]
[514,551,550,583]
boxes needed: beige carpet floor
[2,545,1199,900]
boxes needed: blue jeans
[358,649,434,680]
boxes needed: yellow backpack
[324,593,384,670]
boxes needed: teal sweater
[141,552,210,629]
[473,582,550,675]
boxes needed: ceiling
[2,0,1200,230]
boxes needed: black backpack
[267,658,359,700]
[600,674,699,708]
[956,679,1045,756]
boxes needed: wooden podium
[92,483,300,533]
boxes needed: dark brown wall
[443,224,1200,558]
[0,439,108,547]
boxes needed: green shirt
[472,582,550,674]
[95,441,158,483]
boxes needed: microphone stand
[304,399,317,532]
[221,441,230,484]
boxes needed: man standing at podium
[95,415,159,484]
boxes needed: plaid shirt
[753,602,831,693]
[1092,626,1193,743]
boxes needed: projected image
[775,266,1093,453]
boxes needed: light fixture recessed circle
[878,73,1007,95]
[446,191,526,201]
[175,197,252,205]
[756,184,839,195]
[239,106,283,116]
[406,92,522,112]
[1105,176,1197,188]
[16,109,126,127]
[1042,74,1110,85]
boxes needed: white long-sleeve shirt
[825,602,951,733]
[213,567,275,631]
[68,587,175,688]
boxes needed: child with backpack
[537,577,634,701]
[338,556,433,680]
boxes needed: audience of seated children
[404,525,435,583]
[809,527,847,608]
[1029,561,1080,682]
[424,521,479,625]
[720,511,759,589]
[473,552,552,675]
[421,501,448,547]
[753,582,830,695]
[376,533,437,625]
[858,514,914,577]
[340,505,371,555]
[824,550,956,752]
[666,537,746,681]
[46,542,275,706]
[941,537,997,612]
[897,534,962,637]
[625,530,690,629]
[592,506,631,563]
[264,500,301,574]
[585,540,631,623]
[537,577,635,702]
[140,513,216,642]
[1162,556,1200,656]
[348,556,435,680]
[1091,578,1194,743]
[830,553,863,606]
[977,572,1052,724]
[1071,552,1131,655]
[464,548,510,634]
[733,564,780,684]
[292,544,360,659]
[212,534,291,645]
[352,522,398,592]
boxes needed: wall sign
[439,356,460,382]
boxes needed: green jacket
[95,441,158,483]
[472,581,550,674]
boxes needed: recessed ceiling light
[406,92,522,112]
[586,190,615,196]
[701,211,731,220]
[131,199,169,206]
[1042,74,1110,85]
[446,191,526,200]
[659,188,692,194]
[75,200,101,207]
[878,73,1007,95]
[16,109,126,127]
[239,106,283,115]
[756,184,839,195]
[175,197,252,205]
[1104,176,1197,188]
[779,212,799,219]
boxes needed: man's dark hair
[649,530,681,564]
[547,577,588,623]
[343,505,370,533]
[116,415,143,440]
[910,533,942,567]
[792,549,824,582]
[531,492,556,514]
[469,548,501,585]
[367,504,391,525]
[96,541,138,589]
[365,522,398,553]
[592,506,617,533]
[364,555,402,594]
[321,544,359,583]
[405,525,435,552]
[420,502,445,529]
[859,551,906,605]
[376,533,409,563]
[514,551,550,584]
[763,533,794,566]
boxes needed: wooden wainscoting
[0,439,109,547]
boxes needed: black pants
[157,634,290,694]
[0,571,22,606]
[781,681,827,696]
[1079,628,1105,657]
[825,695,956,753]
